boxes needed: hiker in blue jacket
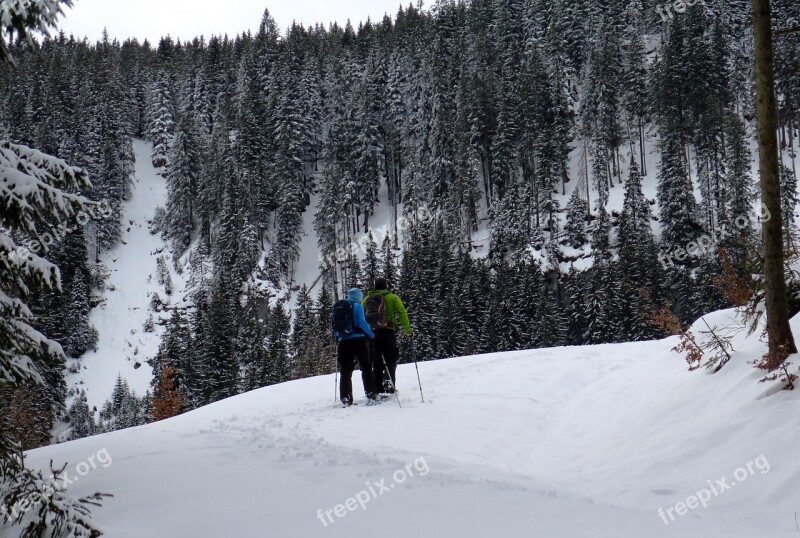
[334,288,377,406]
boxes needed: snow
[43,127,800,535]
[67,140,185,413]
[293,188,323,294]
[25,308,800,537]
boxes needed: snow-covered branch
[0,0,72,65]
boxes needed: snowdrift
[19,309,800,537]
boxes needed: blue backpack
[331,300,355,338]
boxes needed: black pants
[371,329,400,393]
[338,338,375,402]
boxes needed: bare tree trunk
[753,0,798,358]
[685,143,692,179]
[789,120,797,183]
[639,117,647,176]
[582,144,591,214]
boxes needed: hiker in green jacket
[363,277,412,394]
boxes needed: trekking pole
[381,355,402,408]
[412,336,424,403]
[332,337,338,403]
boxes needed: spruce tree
[1,7,110,525]
[657,113,701,250]
[165,110,202,255]
[66,391,96,440]
[565,188,589,249]
[146,69,176,168]
[265,302,291,384]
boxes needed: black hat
[374,277,388,290]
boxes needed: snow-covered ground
[26,309,800,537]
[49,134,800,536]
[67,140,185,412]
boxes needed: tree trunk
[752,0,798,359]
[640,117,647,176]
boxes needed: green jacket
[363,290,412,335]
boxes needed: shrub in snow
[150,366,186,421]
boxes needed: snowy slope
[297,130,800,282]
[25,309,800,537]
[67,140,186,413]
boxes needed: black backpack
[364,293,390,331]
[331,300,355,338]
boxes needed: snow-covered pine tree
[66,390,96,440]
[146,69,176,168]
[165,109,202,255]
[585,203,621,344]
[620,0,648,174]
[780,164,797,247]
[265,301,291,385]
[618,160,660,339]
[97,377,148,432]
[345,254,363,290]
[565,188,589,249]
[0,0,71,66]
[195,95,232,246]
[150,309,193,410]
[721,111,756,263]
[290,285,319,378]
[657,112,701,251]
[313,285,336,371]
[563,266,588,345]
[618,160,658,289]
[196,276,239,404]
[271,120,306,279]
[361,233,380,288]
[1,70,107,535]
[489,186,528,261]
[237,293,269,392]
[535,272,567,348]
[0,141,89,393]
[31,226,97,359]
[110,374,129,416]
[380,234,398,289]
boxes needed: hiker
[363,277,412,394]
[332,288,377,406]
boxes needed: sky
[58,0,411,44]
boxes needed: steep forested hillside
[2,0,800,443]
